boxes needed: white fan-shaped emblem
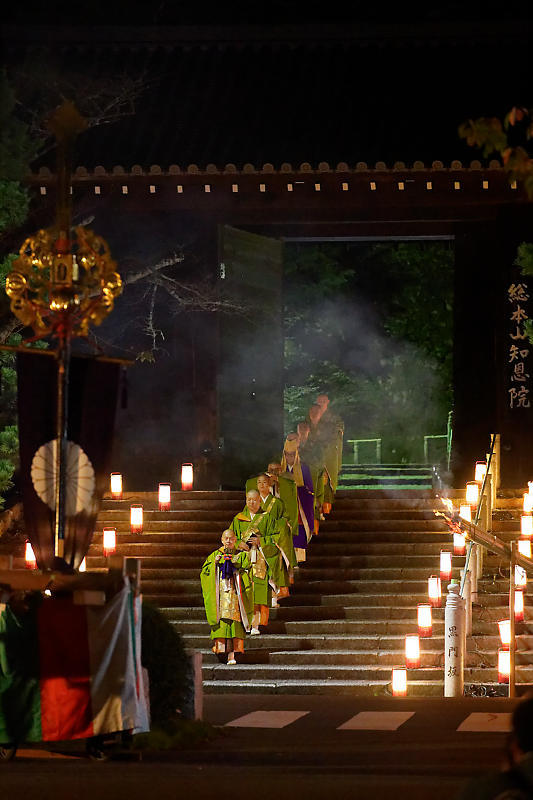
[31,440,95,515]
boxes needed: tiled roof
[4,23,533,171]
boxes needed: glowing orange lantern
[130,505,143,534]
[518,539,532,559]
[405,634,421,669]
[25,541,37,569]
[524,493,533,514]
[417,604,432,638]
[515,590,525,623]
[454,532,466,556]
[392,668,407,697]
[515,565,527,588]
[498,619,511,649]
[181,463,193,492]
[498,648,511,684]
[103,527,116,556]
[459,504,472,523]
[159,483,171,511]
[466,481,479,507]
[521,515,533,538]
[110,472,123,500]
[474,461,487,483]
[440,550,452,581]
[428,575,442,608]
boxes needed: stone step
[341,466,433,475]
[201,679,443,696]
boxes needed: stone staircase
[338,464,434,490]
[6,485,531,695]
[74,487,533,696]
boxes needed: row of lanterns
[110,464,194,502]
[23,464,197,570]
[391,458,493,696]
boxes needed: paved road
[0,695,520,800]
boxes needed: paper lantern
[515,590,525,623]
[498,648,511,684]
[440,550,452,581]
[524,493,533,514]
[518,539,532,559]
[515,565,527,588]
[428,575,442,608]
[25,541,37,569]
[110,472,123,500]
[459,504,472,523]
[474,461,487,483]
[454,532,466,556]
[521,515,533,538]
[130,504,143,534]
[79,558,87,573]
[498,619,511,649]
[159,483,171,511]
[405,634,421,669]
[466,481,479,507]
[181,463,193,491]
[392,668,407,697]
[417,604,432,638]
[103,527,116,556]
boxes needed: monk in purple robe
[280,433,315,563]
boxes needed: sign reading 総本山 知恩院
[508,281,531,411]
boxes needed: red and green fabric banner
[0,585,148,744]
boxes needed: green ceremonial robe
[200,548,253,641]
[300,440,326,524]
[276,474,299,566]
[259,494,295,588]
[230,508,277,606]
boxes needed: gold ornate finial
[5,102,122,340]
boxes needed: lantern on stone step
[459,504,472,523]
[518,539,532,559]
[474,461,487,483]
[498,648,511,684]
[515,590,525,623]
[521,515,533,538]
[454,532,466,556]
[130,504,143,534]
[466,481,479,508]
[417,604,432,638]
[103,527,116,556]
[25,541,37,569]
[524,493,533,514]
[79,558,87,572]
[498,619,512,650]
[428,575,442,608]
[110,473,123,500]
[181,463,193,492]
[515,565,527,588]
[440,551,452,581]
[159,483,171,511]
[405,634,420,669]
[392,668,407,697]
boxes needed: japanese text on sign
[508,283,531,409]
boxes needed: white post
[444,580,465,697]
[460,567,472,637]
[469,545,478,603]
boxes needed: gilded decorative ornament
[6,225,122,338]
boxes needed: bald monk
[200,529,253,664]
[315,394,344,513]
[256,472,294,606]
[230,489,277,634]
[298,421,325,534]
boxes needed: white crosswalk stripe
[225,710,310,728]
[337,711,415,731]
[456,713,511,733]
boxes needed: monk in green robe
[230,489,277,634]
[267,462,299,570]
[256,473,294,605]
[298,421,325,535]
[200,529,253,664]
[315,394,344,513]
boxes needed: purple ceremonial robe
[292,462,315,549]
